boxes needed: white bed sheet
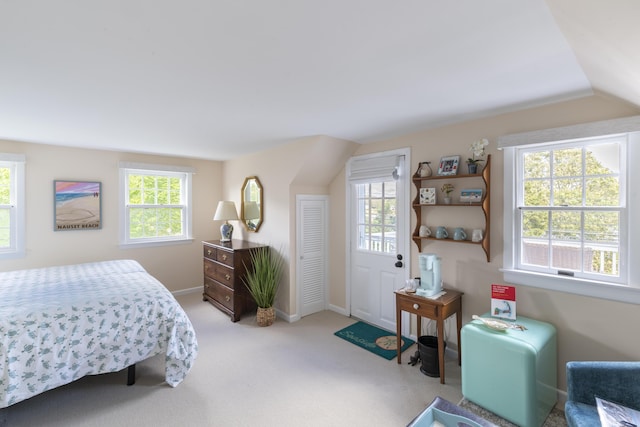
[0,259,198,408]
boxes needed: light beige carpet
[1,291,465,426]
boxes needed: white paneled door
[348,150,410,332]
[297,195,328,318]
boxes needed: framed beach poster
[54,180,102,231]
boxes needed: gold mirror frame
[240,176,263,232]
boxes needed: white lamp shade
[213,201,239,221]
[243,201,260,220]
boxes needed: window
[500,116,640,304]
[355,181,397,253]
[119,162,194,246]
[518,137,625,280]
[0,153,25,259]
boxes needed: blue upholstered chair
[565,361,640,427]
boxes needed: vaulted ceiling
[1,1,638,160]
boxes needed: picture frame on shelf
[437,155,459,176]
[460,188,483,203]
[419,187,436,205]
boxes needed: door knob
[395,261,403,268]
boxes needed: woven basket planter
[256,306,275,327]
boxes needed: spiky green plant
[242,246,284,308]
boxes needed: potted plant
[441,183,454,204]
[242,246,284,326]
[467,138,489,174]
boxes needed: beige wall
[3,92,639,394]
[0,139,222,292]
[222,135,358,318]
[331,94,640,392]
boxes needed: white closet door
[297,195,328,317]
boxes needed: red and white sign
[491,284,516,320]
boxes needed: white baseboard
[172,286,201,296]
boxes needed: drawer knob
[225,295,230,302]
[225,274,231,281]
[222,254,228,261]
[413,303,420,310]
[207,249,212,255]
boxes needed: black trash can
[417,335,445,377]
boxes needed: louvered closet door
[297,196,328,317]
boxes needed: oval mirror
[241,176,263,232]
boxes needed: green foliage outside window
[0,167,10,247]
[521,142,621,275]
[127,173,184,239]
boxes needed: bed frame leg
[127,364,136,386]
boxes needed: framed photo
[419,187,436,205]
[460,188,483,203]
[54,180,102,231]
[437,155,459,176]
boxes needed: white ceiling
[1,1,638,160]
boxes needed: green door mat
[334,321,415,360]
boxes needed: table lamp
[243,200,260,230]
[214,201,238,242]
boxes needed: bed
[0,259,198,408]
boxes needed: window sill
[501,268,640,305]
[119,238,194,249]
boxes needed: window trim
[0,154,26,259]
[119,162,194,248]
[499,116,640,304]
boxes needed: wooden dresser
[202,239,266,322]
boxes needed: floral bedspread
[0,260,198,408]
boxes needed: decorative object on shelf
[419,225,431,237]
[471,229,483,242]
[437,155,459,176]
[453,227,467,241]
[435,226,448,239]
[467,138,489,174]
[418,161,433,177]
[460,188,483,203]
[214,201,239,242]
[242,246,284,327]
[441,183,454,204]
[419,187,436,204]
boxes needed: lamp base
[220,221,234,242]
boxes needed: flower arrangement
[468,138,489,164]
[441,183,454,195]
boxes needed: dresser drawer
[212,265,235,287]
[203,245,216,260]
[215,249,234,267]
[204,278,234,310]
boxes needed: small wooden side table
[395,288,463,384]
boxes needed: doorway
[346,149,410,332]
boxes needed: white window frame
[0,153,26,259]
[500,116,640,304]
[119,162,194,247]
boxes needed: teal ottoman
[461,314,557,427]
